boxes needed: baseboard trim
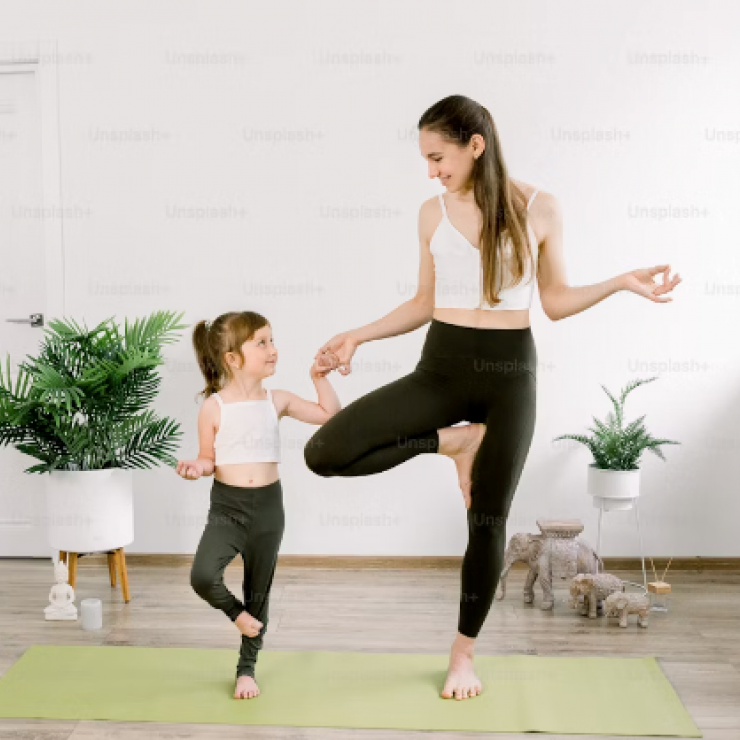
[14,554,740,572]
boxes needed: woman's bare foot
[438,423,486,508]
[235,610,263,638]
[441,633,483,700]
[234,674,260,699]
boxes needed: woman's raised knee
[303,433,337,476]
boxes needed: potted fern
[0,310,186,553]
[553,377,679,511]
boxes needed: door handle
[5,313,44,328]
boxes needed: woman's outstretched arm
[352,296,433,344]
[316,203,436,375]
[535,191,681,321]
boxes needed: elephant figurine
[570,573,625,619]
[496,533,543,604]
[496,532,603,610]
[604,592,650,628]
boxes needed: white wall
[3,0,739,557]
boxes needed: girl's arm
[175,398,217,479]
[275,361,342,426]
[194,399,217,475]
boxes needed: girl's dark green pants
[190,477,285,679]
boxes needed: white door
[0,57,63,556]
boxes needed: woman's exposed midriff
[432,307,531,330]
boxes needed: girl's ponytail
[193,320,220,401]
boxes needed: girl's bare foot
[441,633,483,700]
[234,674,260,699]
[235,610,263,638]
[438,423,486,508]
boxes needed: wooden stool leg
[59,551,67,564]
[67,553,78,589]
[107,552,117,587]
[117,548,130,603]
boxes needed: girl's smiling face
[225,324,278,377]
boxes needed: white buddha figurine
[44,559,78,620]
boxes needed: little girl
[176,310,341,700]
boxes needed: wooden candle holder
[647,580,672,595]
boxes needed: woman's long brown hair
[418,95,535,307]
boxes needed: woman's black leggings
[190,478,285,679]
[304,318,537,639]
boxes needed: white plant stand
[594,496,648,591]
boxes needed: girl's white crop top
[430,189,539,311]
[212,389,281,465]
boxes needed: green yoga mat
[0,645,701,736]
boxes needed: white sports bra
[430,189,539,311]
[212,389,281,465]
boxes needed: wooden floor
[1,558,739,739]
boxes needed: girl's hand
[310,352,338,380]
[621,265,681,303]
[314,332,360,376]
[176,459,206,480]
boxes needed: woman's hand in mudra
[315,332,360,376]
[621,265,681,303]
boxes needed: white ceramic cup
[80,598,103,630]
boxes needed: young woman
[304,95,681,701]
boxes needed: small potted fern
[553,377,679,511]
[0,310,186,553]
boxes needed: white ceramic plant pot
[46,468,134,552]
[587,463,641,512]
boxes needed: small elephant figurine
[604,592,650,628]
[570,573,624,619]
[496,533,544,604]
[496,532,603,609]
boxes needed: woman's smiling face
[419,128,483,191]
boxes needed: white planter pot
[46,468,134,552]
[587,464,640,512]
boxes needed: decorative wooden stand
[536,519,585,609]
[59,548,130,603]
[536,519,585,578]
